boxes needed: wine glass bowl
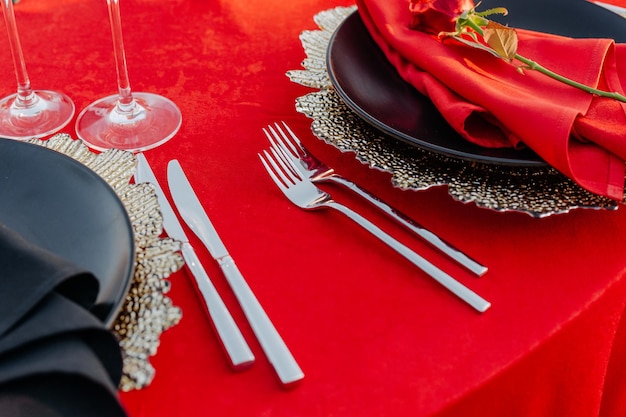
[75,0,181,152]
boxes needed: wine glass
[0,0,75,140]
[75,0,181,152]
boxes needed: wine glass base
[75,92,182,152]
[0,90,75,140]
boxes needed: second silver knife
[167,159,304,387]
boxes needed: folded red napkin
[356,0,626,200]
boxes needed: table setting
[2,0,626,416]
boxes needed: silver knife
[167,159,304,386]
[135,153,255,370]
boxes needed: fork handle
[329,175,487,277]
[327,201,491,312]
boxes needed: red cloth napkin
[356,0,626,200]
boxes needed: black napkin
[0,223,127,417]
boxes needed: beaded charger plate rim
[27,134,184,392]
[286,5,623,218]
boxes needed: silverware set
[135,154,304,387]
[132,120,489,386]
[259,122,490,313]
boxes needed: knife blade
[135,153,254,370]
[167,159,304,386]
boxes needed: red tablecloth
[4,1,626,416]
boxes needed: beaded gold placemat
[28,134,184,391]
[287,6,621,218]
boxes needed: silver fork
[258,146,491,313]
[263,122,487,277]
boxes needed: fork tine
[270,140,309,182]
[263,127,287,158]
[262,127,279,150]
[266,124,300,165]
[269,145,303,184]
[260,144,304,188]
[258,150,291,193]
[273,122,302,156]
[279,121,306,152]
[262,126,298,175]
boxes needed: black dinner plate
[327,0,626,166]
[0,138,134,325]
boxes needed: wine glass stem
[2,0,36,107]
[107,0,135,111]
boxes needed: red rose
[408,0,475,35]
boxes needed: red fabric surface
[3,1,626,416]
[597,0,626,7]
[357,0,626,201]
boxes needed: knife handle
[182,244,255,370]
[219,255,305,387]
